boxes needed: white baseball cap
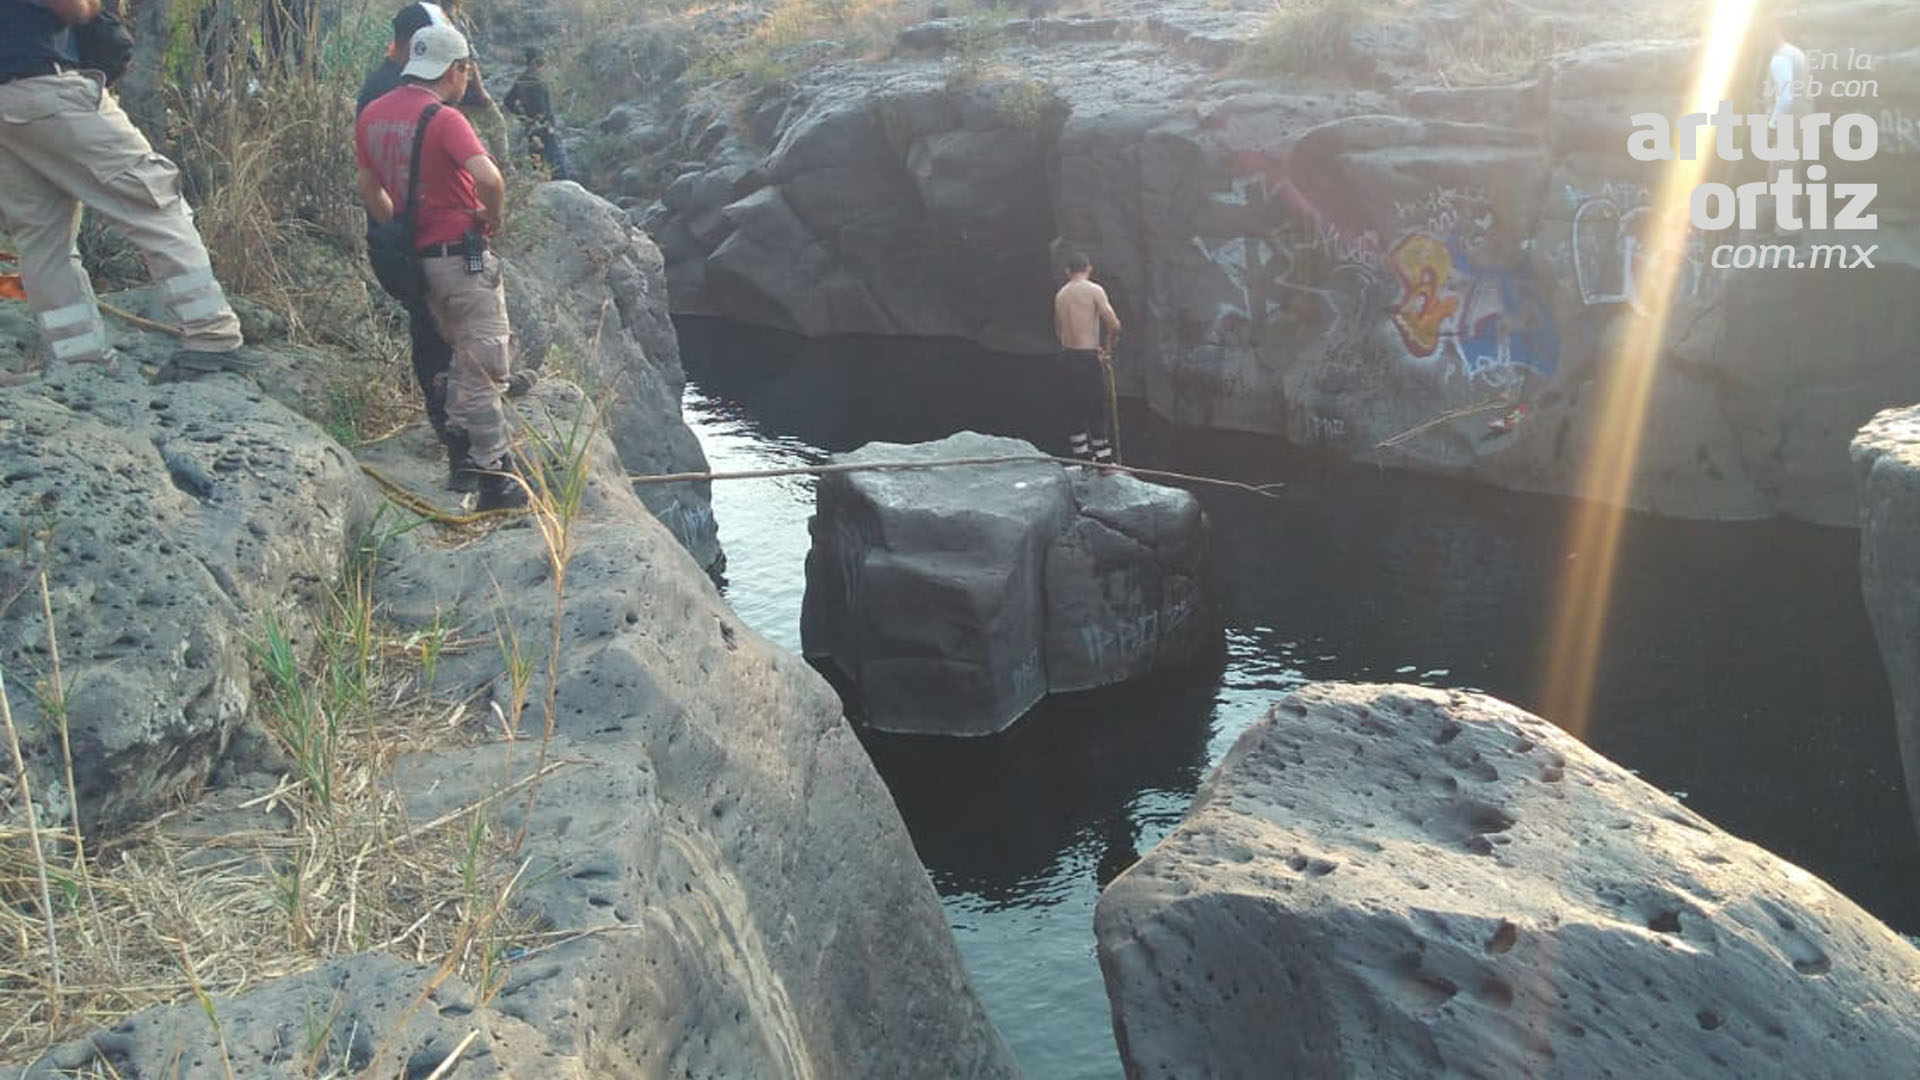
[401,22,472,81]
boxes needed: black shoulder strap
[400,102,444,225]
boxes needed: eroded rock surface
[628,0,1920,524]
[29,389,1017,1080]
[802,431,1217,734]
[1853,405,1920,845]
[504,181,723,571]
[0,362,374,837]
[1096,682,1920,1080]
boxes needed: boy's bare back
[1055,277,1119,352]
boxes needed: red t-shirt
[354,85,489,248]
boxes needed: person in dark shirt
[358,3,465,486]
[360,3,508,160]
[356,2,432,112]
[502,47,571,180]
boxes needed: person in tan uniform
[356,24,524,511]
[0,0,260,382]
[1053,251,1122,465]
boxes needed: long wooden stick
[626,454,1285,498]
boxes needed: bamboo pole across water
[362,454,1284,530]
[626,454,1286,498]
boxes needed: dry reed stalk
[0,667,60,1027]
[0,593,538,1066]
[38,570,112,970]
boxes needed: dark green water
[675,316,1919,1080]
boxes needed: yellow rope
[99,301,184,339]
[358,464,526,526]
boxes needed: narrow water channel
[673,316,1920,1080]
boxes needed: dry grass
[0,548,543,1068]
[1424,0,1587,85]
[1238,0,1708,86]
[0,384,612,1068]
[1234,0,1389,79]
[691,0,936,84]
[0,3,621,1065]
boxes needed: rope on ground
[99,301,184,339]
[1373,394,1515,451]
[359,463,524,527]
[626,454,1285,498]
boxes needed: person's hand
[1097,347,1111,363]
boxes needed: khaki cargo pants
[0,72,241,365]
[422,251,511,469]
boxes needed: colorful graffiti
[1388,234,1458,356]
[1388,230,1559,385]
[1190,175,1556,391]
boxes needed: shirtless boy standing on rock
[1053,252,1122,465]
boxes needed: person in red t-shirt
[354,22,524,510]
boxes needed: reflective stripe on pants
[0,72,242,356]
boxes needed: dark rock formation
[1095,682,1920,1079]
[1853,405,1920,845]
[803,431,1217,734]
[504,181,722,572]
[632,0,1920,525]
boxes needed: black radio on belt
[463,228,485,274]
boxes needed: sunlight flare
[1539,0,1762,738]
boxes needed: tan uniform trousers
[0,72,242,364]
[422,251,511,469]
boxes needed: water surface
[676,317,1920,1080]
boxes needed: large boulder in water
[1096,682,1920,1080]
[1854,405,1920,844]
[802,431,1218,735]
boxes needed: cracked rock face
[504,181,723,573]
[0,364,374,837]
[1853,405,1920,844]
[801,430,1219,734]
[1096,682,1920,1080]
[634,0,1920,524]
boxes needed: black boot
[476,453,528,512]
[443,429,479,493]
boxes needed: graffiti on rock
[1878,107,1920,156]
[1388,230,1559,387]
[1003,646,1046,706]
[1191,176,1556,391]
[1567,182,1711,311]
[1079,590,1197,671]
[1387,233,1458,356]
